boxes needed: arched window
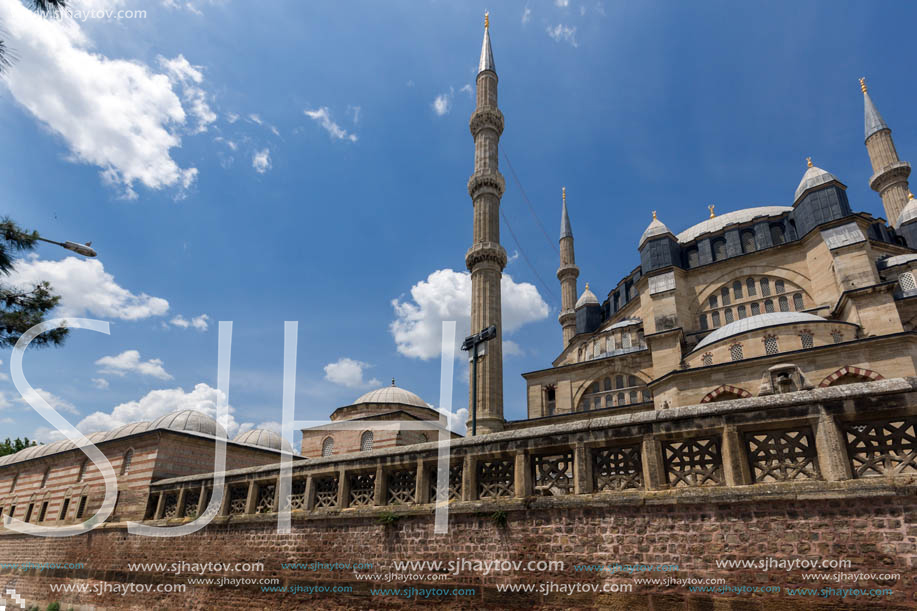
[793,293,804,311]
[778,296,789,312]
[699,314,708,331]
[724,308,734,323]
[321,437,334,457]
[770,224,785,245]
[760,278,770,296]
[629,390,638,404]
[751,302,760,315]
[686,248,699,268]
[628,375,638,387]
[709,295,718,308]
[746,278,757,296]
[775,279,785,294]
[120,450,133,476]
[733,281,743,299]
[711,311,721,327]
[720,287,731,306]
[603,377,612,391]
[764,299,774,313]
[615,375,624,389]
[737,305,747,319]
[741,231,756,253]
[617,392,626,406]
[605,396,614,408]
[593,398,601,410]
[606,336,615,352]
[712,239,727,262]
[590,382,600,394]
[622,333,632,349]
[360,431,374,452]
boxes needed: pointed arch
[700,384,752,403]
[818,366,883,387]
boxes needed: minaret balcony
[870,161,911,192]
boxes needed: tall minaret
[861,78,911,227]
[557,187,579,347]
[465,12,506,435]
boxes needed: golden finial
[806,156,813,168]
[859,77,867,93]
[910,192,915,200]
[485,11,489,29]
[708,204,715,219]
[585,282,590,291]
[562,186,566,203]
[652,210,657,220]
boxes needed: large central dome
[353,381,428,408]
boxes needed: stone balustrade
[142,378,917,523]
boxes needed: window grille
[764,336,778,355]
[321,437,334,457]
[360,431,374,452]
[730,344,743,361]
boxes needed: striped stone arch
[700,384,752,403]
[818,366,883,387]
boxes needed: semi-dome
[354,381,428,408]
[638,212,673,247]
[693,312,840,353]
[897,192,917,226]
[150,409,223,436]
[575,283,599,308]
[676,207,792,244]
[233,429,292,452]
[794,161,843,203]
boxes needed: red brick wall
[0,495,915,609]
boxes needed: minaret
[465,12,506,435]
[861,78,911,227]
[557,187,579,347]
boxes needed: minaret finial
[485,11,489,29]
[652,210,657,220]
[585,282,589,290]
[910,192,915,201]
[708,204,715,218]
[391,377,395,386]
[562,186,566,203]
[859,77,867,93]
[806,156,813,168]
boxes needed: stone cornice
[469,108,504,136]
[556,264,579,281]
[467,172,505,199]
[465,242,507,271]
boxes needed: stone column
[336,469,350,510]
[813,412,853,481]
[197,486,208,516]
[462,455,477,501]
[514,452,531,498]
[153,492,166,520]
[304,475,316,511]
[574,442,593,495]
[175,488,187,518]
[374,465,386,506]
[244,480,258,515]
[641,437,667,490]
[416,461,429,505]
[721,426,752,486]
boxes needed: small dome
[794,162,843,203]
[575,283,599,308]
[150,409,224,437]
[233,429,292,452]
[897,193,917,226]
[353,381,428,408]
[676,207,791,244]
[638,213,673,247]
[693,312,842,352]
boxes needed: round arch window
[360,431,374,452]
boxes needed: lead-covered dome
[694,312,833,352]
[794,162,843,203]
[233,429,292,452]
[575,283,599,308]
[676,207,792,244]
[638,213,673,248]
[150,409,224,436]
[354,381,428,408]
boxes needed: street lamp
[461,324,497,436]
[22,234,96,257]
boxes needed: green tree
[0,437,38,457]
[0,218,67,348]
[1,1,69,72]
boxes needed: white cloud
[554,0,570,6]
[432,88,453,116]
[323,357,379,388]
[190,314,210,330]
[547,24,578,47]
[76,383,241,435]
[91,378,110,390]
[348,105,361,125]
[248,113,263,125]
[0,1,203,198]
[436,406,467,435]
[522,6,532,24]
[226,112,240,123]
[459,84,473,97]
[7,255,169,320]
[17,388,79,415]
[303,107,358,142]
[390,269,549,360]
[158,54,216,134]
[252,148,272,174]
[95,350,172,380]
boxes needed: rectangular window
[38,501,48,523]
[800,333,814,349]
[59,497,70,521]
[730,344,743,361]
[24,503,34,523]
[764,336,779,355]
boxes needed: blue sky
[0,0,914,444]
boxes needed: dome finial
[585,281,589,290]
[562,186,566,203]
[910,192,915,201]
[484,11,489,29]
[652,210,657,219]
[806,156,813,168]
[708,204,715,218]
[859,77,867,93]
[391,377,396,386]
